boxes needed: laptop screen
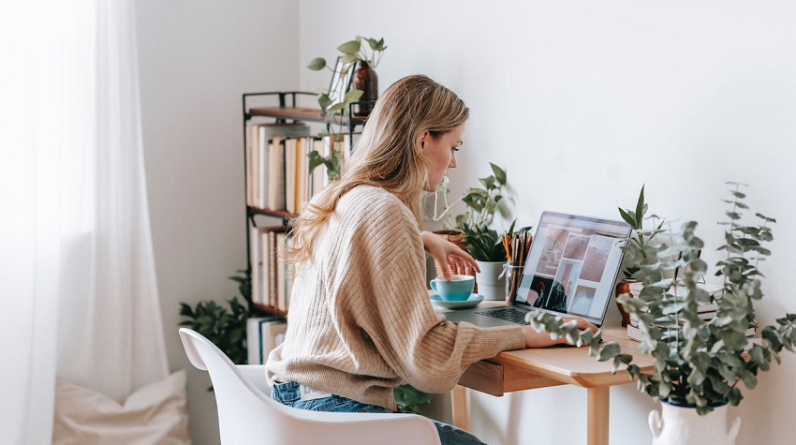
[514,211,631,325]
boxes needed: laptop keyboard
[474,307,531,325]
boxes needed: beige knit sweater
[266,185,526,410]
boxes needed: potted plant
[308,36,387,116]
[431,163,514,299]
[612,185,665,326]
[527,183,796,445]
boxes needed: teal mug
[430,275,475,301]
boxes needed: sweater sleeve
[344,199,526,394]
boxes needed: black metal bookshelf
[241,91,374,315]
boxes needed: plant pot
[475,261,507,301]
[615,280,635,327]
[352,60,378,116]
[649,402,740,445]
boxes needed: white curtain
[0,0,168,443]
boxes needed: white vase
[475,261,507,301]
[649,402,741,445]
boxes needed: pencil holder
[501,263,525,303]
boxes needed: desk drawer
[458,360,564,396]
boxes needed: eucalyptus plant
[526,183,796,415]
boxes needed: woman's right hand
[521,317,598,348]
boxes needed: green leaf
[179,302,194,318]
[598,342,621,362]
[728,387,743,406]
[618,207,637,229]
[635,185,646,227]
[726,211,742,220]
[730,191,747,199]
[755,213,777,223]
[307,151,325,174]
[327,102,346,112]
[344,89,364,103]
[365,37,378,50]
[337,40,361,55]
[317,94,332,112]
[490,163,507,185]
[479,175,496,190]
[341,54,358,64]
[307,57,326,70]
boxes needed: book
[246,318,288,365]
[267,139,285,210]
[245,123,310,209]
[268,231,277,307]
[276,232,287,311]
[285,138,297,213]
[310,137,326,194]
[250,226,261,305]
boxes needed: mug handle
[430,280,438,293]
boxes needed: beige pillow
[53,370,191,445]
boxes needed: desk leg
[451,385,471,432]
[587,386,609,445]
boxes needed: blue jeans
[271,381,487,445]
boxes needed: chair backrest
[179,328,441,445]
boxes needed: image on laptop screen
[514,212,631,325]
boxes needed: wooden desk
[434,299,654,445]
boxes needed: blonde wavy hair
[286,74,469,265]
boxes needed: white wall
[135,1,298,444]
[297,1,796,444]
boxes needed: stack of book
[246,122,354,214]
[250,226,294,312]
[625,282,758,342]
[246,318,287,365]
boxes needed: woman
[266,75,596,445]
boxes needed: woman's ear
[416,131,429,150]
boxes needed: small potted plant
[528,183,796,445]
[431,163,512,298]
[612,185,665,326]
[308,36,386,116]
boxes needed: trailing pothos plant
[432,163,507,232]
[527,183,796,415]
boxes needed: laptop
[443,211,631,328]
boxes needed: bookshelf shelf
[252,303,288,318]
[248,106,366,125]
[242,91,372,317]
[247,205,298,220]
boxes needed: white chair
[179,328,441,445]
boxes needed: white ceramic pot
[475,261,507,301]
[649,402,740,445]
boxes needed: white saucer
[429,293,484,310]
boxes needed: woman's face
[418,124,465,192]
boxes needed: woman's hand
[521,317,599,348]
[420,231,480,280]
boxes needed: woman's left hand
[420,231,480,280]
